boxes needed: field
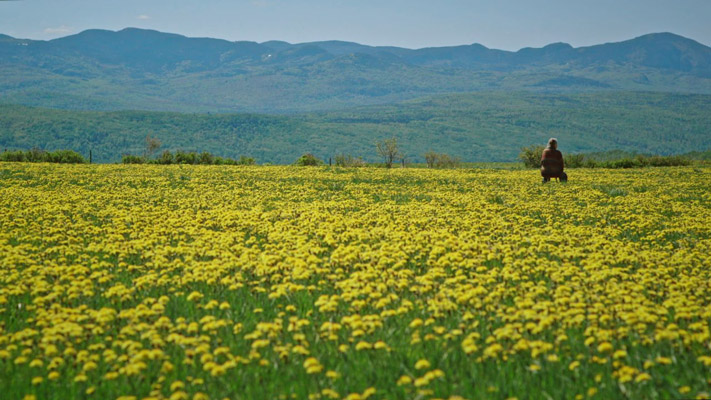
[1,163,711,400]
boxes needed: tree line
[518,145,695,169]
[2,137,707,169]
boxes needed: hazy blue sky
[1,0,710,50]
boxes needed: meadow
[1,163,710,400]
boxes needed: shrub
[582,159,598,168]
[334,154,366,167]
[215,155,256,165]
[0,150,26,162]
[565,153,587,168]
[519,145,545,168]
[423,152,460,168]
[607,158,643,169]
[295,153,323,166]
[48,150,87,164]
[198,152,215,165]
[562,152,692,169]
[237,156,256,165]
[122,155,145,164]
[214,157,235,165]
[156,150,174,165]
[433,153,460,169]
[26,148,49,162]
[645,155,690,167]
[1,149,86,163]
[127,150,255,166]
[682,150,711,161]
[175,151,198,165]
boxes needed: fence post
[329,157,332,166]
[89,150,92,164]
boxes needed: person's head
[547,138,558,149]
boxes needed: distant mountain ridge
[1,28,711,112]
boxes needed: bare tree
[424,151,437,168]
[145,135,161,159]
[376,137,401,168]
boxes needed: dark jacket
[541,148,564,177]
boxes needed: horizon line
[2,27,709,52]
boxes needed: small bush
[424,151,460,168]
[565,153,587,168]
[237,156,256,166]
[122,155,145,164]
[214,157,235,165]
[295,153,323,166]
[0,150,26,162]
[434,153,460,168]
[26,148,49,162]
[1,149,87,163]
[608,158,643,169]
[519,145,545,168]
[198,152,214,165]
[127,150,256,166]
[48,150,87,164]
[645,155,690,167]
[682,150,711,161]
[334,154,366,167]
[157,150,174,165]
[563,153,692,169]
[175,151,197,165]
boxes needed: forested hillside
[1,29,711,112]
[2,92,710,163]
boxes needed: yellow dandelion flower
[613,350,628,359]
[397,375,413,386]
[186,291,203,302]
[355,341,372,351]
[656,356,672,365]
[415,359,431,370]
[321,389,340,399]
[597,342,613,353]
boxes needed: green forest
[1,91,710,164]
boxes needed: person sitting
[541,138,567,183]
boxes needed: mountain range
[2,28,711,113]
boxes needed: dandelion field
[1,164,710,400]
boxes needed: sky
[1,0,710,50]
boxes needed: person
[541,138,567,183]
